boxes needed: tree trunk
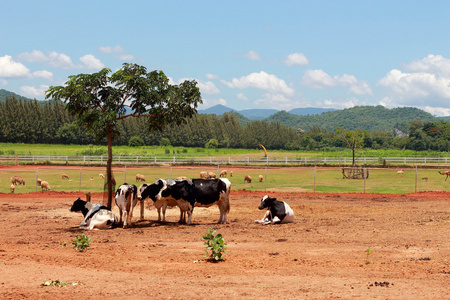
[107,132,113,209]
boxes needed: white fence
[0,154,449,167]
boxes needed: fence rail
[0,154,449,167]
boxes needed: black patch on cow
[161,179,227,211]
[139,180,165,202]
[259,196,287,223]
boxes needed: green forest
[1,95,449,152]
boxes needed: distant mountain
[265,105,441,132]
[0,89,36,102]
[198,104,236,115]
[198,104,335,120]
[239,109,279,120]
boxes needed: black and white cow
[159,178,231,225]
[254,195,295,225]
[137,179,185,223]
[115,183,139,228]
[69,198,118,230]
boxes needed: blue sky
[1,1,449,115]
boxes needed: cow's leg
[162,201,168,223]
[118,207,123,225]
[122,211,128,228]
[254,211,271,224]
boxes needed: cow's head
[258,195,276,210]
[70,198,87,212]
[138,180,166,202]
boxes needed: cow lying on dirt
[254,195,295,225]
[69,198,118,230]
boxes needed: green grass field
[1,165,448,194]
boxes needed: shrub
[160,138,171,147]
[205,139,219,149]
[202,228,227,261]
[72,234,91,252]
[128,136,144,147]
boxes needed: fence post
[264,166,267,192]
[314,166,316,193]
[36,167,39,192]
[124,166,127,182]
[415,165,417,193]
[363,168,366,193]
[79,168,82,192]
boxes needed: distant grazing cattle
[62,174,69,180]
[137,179,184,223]
[254,195,295,225]
[40,181,50,191]
[11,176,25,185]
[135,174,146,182]
[160,178,231,224]
[69,198,118,230]
[115,183,139,228]
[259,175,264,182]
[219,170,227,177]
[244,175,252,183]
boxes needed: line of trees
[1,95,449,152]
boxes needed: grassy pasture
[1,165,449,194]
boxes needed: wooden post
[86,192,91,202]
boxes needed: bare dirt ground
[0,174,449,299]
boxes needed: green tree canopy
[46,63,202,208]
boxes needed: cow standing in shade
[160,178,231,225]
[115,183,139,228]
[69,198,118,230]
[254,195,295,225]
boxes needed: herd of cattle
[69,173,296,230]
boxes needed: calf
[115,183,139,228]
[254,195,295,225]
[69,198,118,230]
[160,178,231,225]
[137,179,185,223]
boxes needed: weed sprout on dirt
[202,228,227,261]
[72,234,91,252]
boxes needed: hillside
[264,105,440,132]
[0,89,36,102]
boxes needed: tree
[335,126,368,166]
[46,63,202,208]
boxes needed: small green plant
[365,246,374,264]
[202,228,227,261]
[71,234,92,252]
[59,241,67,247]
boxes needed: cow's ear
[272,197,277,201]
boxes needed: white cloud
[32,70,53,80]
[17,50,75,69]
[222,71,294,96]
[17,50,47,62]
[20,85,48,98]
[283,53,309,66]
[79,54,105,69]
[237,93,248,101]
[378,68,450,107]
[422,106,450,117]
[119,54,135,61]
[302,69,372,95]
[47,51,75,69]
[379,55,450,109]
[244,50,261,61]
[99,45,125,53]
[403,54,450,76]
[197,80,220,94]
[0,55,30,78]
[206,73,219,80]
